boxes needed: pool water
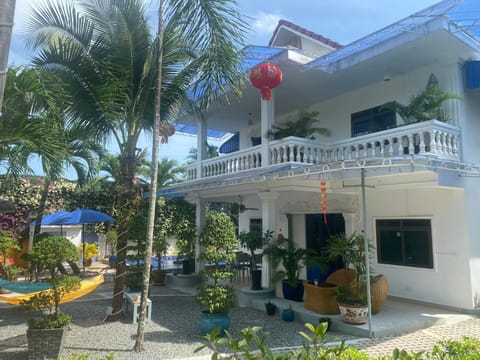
[0,279,51,294]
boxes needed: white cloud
[252,12,283,34]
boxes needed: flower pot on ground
[282,306,295,322]
[238,230,269,290]
[325,232,374,324]
[196,211,237,336]
[265,301,277,316]
[79,243,99,267]
[303,281,339,315]
[21,235,81,360]
[264,233,324,302]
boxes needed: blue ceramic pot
[199,311,230,336]
[282,279,304,302]
[282,308,295,322]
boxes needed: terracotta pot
[304,282,339,315]
[370,275,389,314]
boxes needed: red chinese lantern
[249,63,283,100]
[320,180,327,224]
[159,121,175,144]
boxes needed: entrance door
[305,213,345,282]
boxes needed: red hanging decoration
[320,180,327,224]
[249,63,283,100]
[159,121,175,144]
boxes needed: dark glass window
[249,218,262,236]
[376,219,433,269]
[351,106,396,137]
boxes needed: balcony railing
[186,120,460,180]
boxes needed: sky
[8,0,441,178]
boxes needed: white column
[261,90,275,167]
[196,116,207,179]
[259,191,279,288]
[191,194,206,273]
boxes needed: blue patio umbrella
[30,210,73,235]
[63,209,116,271]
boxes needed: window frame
[375,218,433,269]
[351,105,396,137]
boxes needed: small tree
[0,230,18,266]
[196,211,237,314]
[21,235,81,329]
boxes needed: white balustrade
[186,120,461,180]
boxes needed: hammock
[0,273,104,305]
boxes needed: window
[376,219,433,268]
[249,218,262,235]
[351,106,396,137]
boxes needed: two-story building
[163,0,480,311]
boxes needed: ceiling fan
[238,195,260,213]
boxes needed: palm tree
[0,67,66,179]
[0,0,16,113]
[27,0,247,324]
[187,142,220,162]
[142,158,185,187]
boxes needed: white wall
[367,186,472,309]
[273,62,459,142]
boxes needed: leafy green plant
[0,263,22,281]
[0,230,19,266]
[105,230,118,256]
[264,234,324,287]
[381,76,461,124]
[196,211,237,314]
[325,232,372,305]
[79,243,99,261]
[238,230,270,271]
[21,235,81,329]
[268,110,331,140]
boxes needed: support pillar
[196,116,207,179]
[191,194,206,273]
[258,191,279,288]
[260,90,275,167]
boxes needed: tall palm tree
[0,67,66,180]
[27,0,247,323]
[0,0,16,113]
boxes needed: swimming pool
[0,279,51,294]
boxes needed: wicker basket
[27,326,66,360]
[304,282,339,315]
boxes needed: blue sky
[9,0,440,177]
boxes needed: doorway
[305,213,345,282]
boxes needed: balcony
[186,120,460,181]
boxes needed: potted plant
[265,301,277,316]
[267,110,331,140]
[176,220,197,275]
[152,231,169,286]
[382,74,461,124]
[325,232,376,324]
[281,305,295,322]
[79,243,99,267]
[264,234,320,302]
[196,211,237,336]
[238,230,270,290]
[21,235,81,360]
[105,230,118,268]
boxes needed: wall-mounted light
[248,112,253,126]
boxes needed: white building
[164,0,480,311]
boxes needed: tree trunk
[134,0,165,352]
[34,179,51,238]
[107,154,140,321]
[0,0,16,114]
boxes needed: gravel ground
[0,283,351,360]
